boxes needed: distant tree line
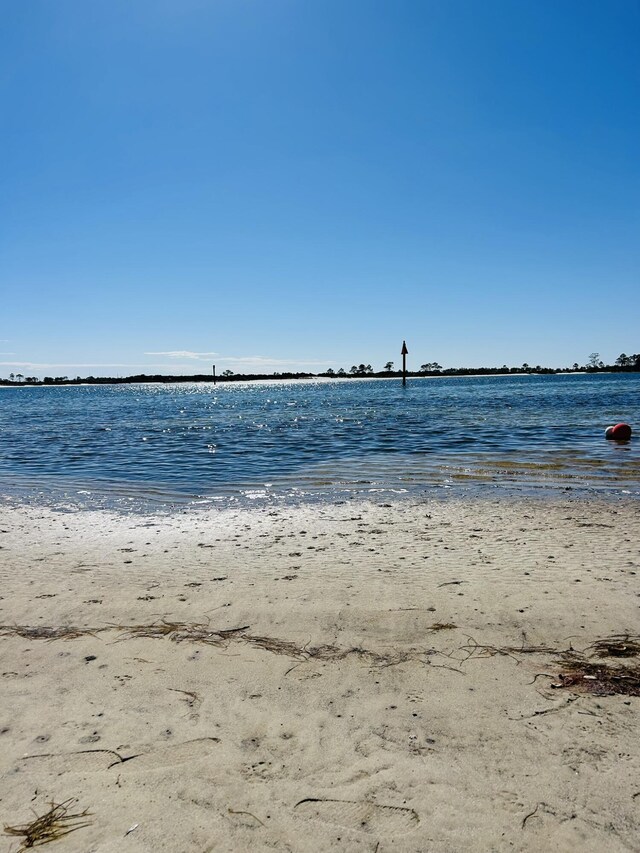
[1,353,639,386]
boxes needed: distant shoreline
[1,366,637,387]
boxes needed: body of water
[1,374,638,510]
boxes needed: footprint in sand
[294,798,419,835]
[15,737,220,774]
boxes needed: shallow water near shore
[1,373,639,510]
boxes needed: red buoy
[605,423,632,441]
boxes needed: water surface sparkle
[1,374,638,510]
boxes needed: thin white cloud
[218,356,332,367]
[1,356,336,372]
[144,352,335,367]
[0,361,201,370]
[145,350,219,360]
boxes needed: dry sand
[0,496,639,852]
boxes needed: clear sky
[1,0,638,377]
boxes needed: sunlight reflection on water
[1,374,638,510]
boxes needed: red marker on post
[401,340,408,386]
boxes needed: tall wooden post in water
[401,340,408,386]
[212,365,216,384]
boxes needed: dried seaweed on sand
[0,621,411,665]
[4,799,92,849]
[115,620,249,646]
[0,625,100,641]
[12,621,638,688]
[547,633,640,696]
[458,636,560,663]
[552,657,640,696]
[113,623,418,667]
[586,634,640,659]
[243,635,338,660]
[241,635,414,667]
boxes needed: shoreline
[1,495,639,851]
[2,466,639,517]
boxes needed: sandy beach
[1,495,639,852]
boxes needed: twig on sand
[521,802,543,829]
[168,688,201,712]
[228,808,265,827]
[509,695,578,721]
[528,672,556,684]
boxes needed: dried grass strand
[4,798,92,849]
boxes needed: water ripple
[0,374,638,509]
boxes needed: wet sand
[0,496,639,852]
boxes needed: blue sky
[1,0,638,377]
